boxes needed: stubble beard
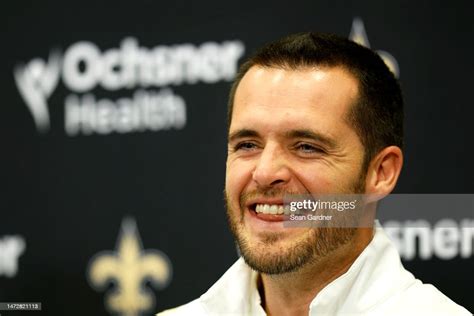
[225,175,366,275]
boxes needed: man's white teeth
[255,204,290,215]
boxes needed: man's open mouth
[248,203,291,222]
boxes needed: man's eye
[296,143,325,154]
[234,142,257,151]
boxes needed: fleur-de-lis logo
[349,17,400,78]
[88,217,172,316]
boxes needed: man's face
[225,66,367,274]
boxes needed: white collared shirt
[158,224,471,315]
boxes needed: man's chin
[240,246,313,275]
[237,233,317,275]
[236,226,357,275]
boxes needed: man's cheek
[226,165,250,189]
[225,178,240,209]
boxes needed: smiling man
[159,33,470,315]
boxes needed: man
[159,33,471,315]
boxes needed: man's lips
[251,210,286,222]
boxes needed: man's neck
[258,228,374,316]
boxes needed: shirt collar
[200,256,265,315]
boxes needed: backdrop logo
[349,17,400,77]
[14,37,245,135]
[87,217,172,316]
[0,235,26,278]
[384,219,474,260]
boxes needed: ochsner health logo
[14,37,245,136]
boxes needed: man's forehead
[238,64,358,88]
[231,65,359,130]
[234,65,359,110]
[242,65,334,83]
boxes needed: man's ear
[365,146,403,196]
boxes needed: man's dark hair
[227,32,404,172]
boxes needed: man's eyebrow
[228,129,260,143]
[285,129,338,149]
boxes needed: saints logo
[88,217,172,316]
[349,17,400,78]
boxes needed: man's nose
[252,144,291,187]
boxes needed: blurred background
[1,0,473,315]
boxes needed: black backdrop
[1,0,473,315]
